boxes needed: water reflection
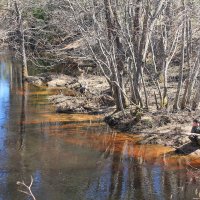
[1,53,200,200]
[0,55,10,200]
[0,61,10,149]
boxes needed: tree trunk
[186,55,200,106]
[162,60,169,108]
[104,0,127,112]
[192,85,200,111]
[14,1,28,78]
[173,8,186,111]
[21,30,28,78]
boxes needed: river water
[1,53,200,200]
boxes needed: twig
[16,176,36,200]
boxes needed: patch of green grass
[32,8,46,20]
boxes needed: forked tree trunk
[131,0,165,107]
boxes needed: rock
[173,135,190,147]
[159,115,171,126]
[49,95,68,104]
[176,136,190,145]
[68,82,81,90]
[141,116,154,129]
[53,56,96,77]
[99,95,115,106]
[25,76,44,86]
[26,73,78,88]
[47,79,68,87]
[138,134,161,145]
[78,75,109,95]
[104,115,120,126]
[83,102,100,112]
[49,95,103,114]
[65,66,84,77]
[26,74,110,100]
[46,74,77,87]
[189,134,200,146]
[175,142,200,155]
[54,96,86,113]
[149,138,162,145]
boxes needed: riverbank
[26,73,200,155]
[105,107,200,155]
[26,73,115,114]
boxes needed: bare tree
[0,0,200,113]
[14,1,28,78]
[173,0,186,111]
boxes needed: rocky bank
[105,108,200,156]
[26,73,115,114]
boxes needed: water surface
[1,53,200,200]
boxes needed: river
[1,53,200,200]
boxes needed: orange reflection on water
[42,122,105,130]
[188,157,200,167]
[44,127,173,165]
[19,113,103,125]
[42,125,200,170]
[42,113,102,122]
[15,85,75,96]
[17,83,200,171]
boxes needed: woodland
[1,1,200,198]
[0,0,200,130]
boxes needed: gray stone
[47,79,68,87]
[25,76,44,86]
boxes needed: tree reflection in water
[18,80,26,150]
[81,133,200,200]
[1,53,200,200]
